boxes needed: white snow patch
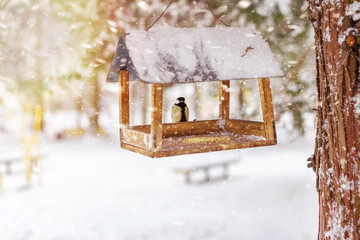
[338,28,358,46]
[324,26,331,42]
[0,124,318,240]
[324,202,351,240]
[216,119,226,131]
[143,135,149,147]
[346,2,360,21]
[353,93,360,117]
[326,167,334,187]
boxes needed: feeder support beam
[258,78,276,141]
[119,70,130,126]
[219,81,230,119]
[119,70,130,146]
[150,84,163,152]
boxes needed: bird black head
[176,97,185,102]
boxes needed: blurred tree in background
[0,0,315,136]
[0,0,46,108]
[266,0,315,135]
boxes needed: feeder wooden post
[258,78,276,140]
[219,81,230,119]
[119,70,130,143]
[150,84,163,152]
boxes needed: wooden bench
[0,154,23,174]
[0,151,44,174]
[174,159,239,184]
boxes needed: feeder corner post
[219,80,230,120]
[150,83,163,152]
[119,70,130,145]
[258,78,276,141]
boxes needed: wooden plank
[152,139,276,158]
[162,132,267,150]
[121,143,154,158]
[150,84,163,151]
[119,70,130,127]
[131,120,222,137]
[225,119,266,137]
[121,128,150,149]
[219,81,230,119]
[163,120,221,137]
[129,119,265,137]
[122,134,275,158]
[131,125,151,133]
[174,159,239,184]
[119,70,130,146]
[175,159,239,173]
[258,78,277,141]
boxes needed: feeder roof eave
[140,75,285,84]
[107,74,285,84]
[106,26,284,84]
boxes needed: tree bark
[308,1,360,239]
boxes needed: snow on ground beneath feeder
[0,127,317,240]
[126,26,284,83]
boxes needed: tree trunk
[308,1,360,239]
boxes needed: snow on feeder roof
[106,26,284,84]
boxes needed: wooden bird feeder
[106,26,284,158]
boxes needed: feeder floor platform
[121,131,276,158]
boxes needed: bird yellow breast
[171,105,183,123]
[171,105,189,123]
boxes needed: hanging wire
[146,0,230,31]
[203,0,229,27]
[146,0,175,31]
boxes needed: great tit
[171,97,189,123]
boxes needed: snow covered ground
[0,129,318,240]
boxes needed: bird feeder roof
[106,26,284,84]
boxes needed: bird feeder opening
[229,81,263,122]
[106,26,284,158]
